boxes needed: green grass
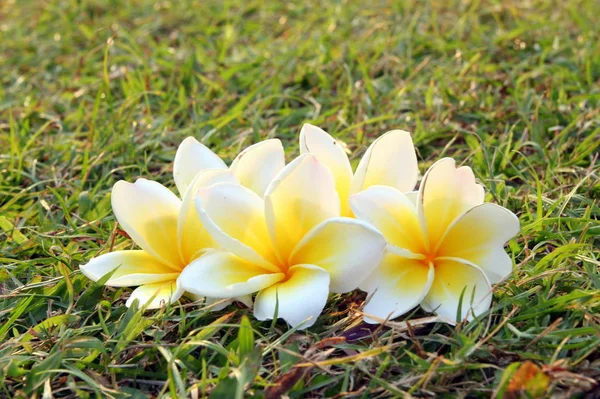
[1,0,599,397]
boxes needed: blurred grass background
[1,0,599,397]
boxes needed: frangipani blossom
[180,154,387,328]
[80,169,239,309]
[300,124,419,216]
[81,138,284,309]
[350,158,520,324]
[174,136,285,197]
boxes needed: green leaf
[24,351,63,395]
[209,376,238,399]
[20,314,80,353]
[237,315,255,360]
[0,216,28,245]
[0,295,35,341]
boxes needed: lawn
[1,0,599,397]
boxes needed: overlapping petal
[111,179,182,269]
[299,124,353,216]
[362,253,434,323]
[80,250,179,287]
[417,158,485,247]
[265,154,340,262]
[350,186,427,255]
[289,217,386,293]
[436,203,520,283]
[194,183,280,271]
[173,137,227,196]
[254,264,330,328]
[180,251,284,298]
[230,139,285,197]
[421,258,492,323]
[177,169,238,263]
[352,130,419,194]
[125,279,185,309]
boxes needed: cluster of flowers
[81,124,519,328]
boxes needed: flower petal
[80,250,179,287]
[177,169,238,263]
[456,166,485,205]
[173,137,227,196]
[352,130,419,194]
[417,158,485,248]
[350,186,427,255]
[436,203,519,283]
[230,139,285,197]
[405,190,418,205]
[112,179,182,269]
[265,154,340,262]
[179,251,284,297]
[185,293,251,311]
[289,217,386,293]
[299,124,353,215]
[361,252,434,323]
[203,297,234,311]
[194,183,281,271]
[126,280,184,309]
[254,264,330,328]
[421,258,492,323]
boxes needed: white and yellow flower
[180,154,387,328]
[350,158,519,323]
[81,137,283,309]
[299,124,419,216]
[80,170,231,308]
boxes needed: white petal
[173,137,227,196]
[264,154,340,262]
[436,203,519,283]
[111,179,182,269]
[194,183,280,271]
[80,250,179,287]
[352,130,419,194]
[234,295,253,308]
[126,280,184,309]
[185,293,252,311]
[362,252,434,323]
[230,139,285,197]
[417,158,485,248]
[289,217,385,293]
[405,190,418,205]
[350,185,427,255]
[203,297,234,311]
[179,251,284,298]
[253,264,330,329]
[177,169,238,263]
[456,166,485,205]
[422,258,492,323]
[299,124,353,216]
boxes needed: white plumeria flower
[180,154,387,328]
[174,136,285,197]
[299,124,419,216]
[80,169,237,309]
[80,137,283,309]
[350,158,520,324]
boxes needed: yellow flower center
[419,249,438,269]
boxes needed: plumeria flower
[81,138,284,309]
[174,136,285,197]
[80,169,239,309]
[350,158,520,324]
[299,124,419,216]
[180,154,387,328]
